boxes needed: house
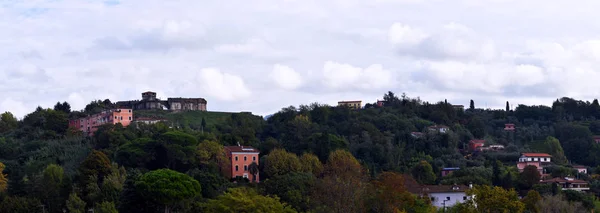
[134,117,168,125]
[115,91,207,111]
[428,125,450,133]
[68,108,133,136]
[224,145,260,182]
[411,132,424,138]
[452,105,465,111]
[593,136,600,143]
[540,177,589,192]
[488,144,505,150]
[376,100,386,107]
[573,165,587,174]
[517,153,552,175]
[338,100,362,110]
[441,167,460,177]
[404,175,472,209]
[504,123,515,131]
[477,144,505,152]
[469,139,485,152]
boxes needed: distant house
[134,117,168,125]
[593,136,600,143]
[404,175,472,210]
[69,108,133,136]
[504,123,515,131]
[573,165,588,174]
[338,100,362,110]
[428,125,450,134]
[224,145,260,182]
[411,132,424,138]
[441,167,460,177]
[477,144,505,152]
[517,153,552,175]
[469,139,485,152]
[540,177,589,192]
[376,100,386,107]
[452,105,465,111]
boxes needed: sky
[2,0,600,118]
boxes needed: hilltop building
[115,91,207,111]
[68,108,133,135]
[517,153,552,175]
[224,145,260,182]
[338,100,362,109]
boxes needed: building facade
[540,177,589,192]
[404,175,472,209]
[224,145,260,182]
[115,91,207,111]
[517,153,552,175]
[69,108,133,135]
[338,100,362,110]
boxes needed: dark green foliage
[135,169,201,207]
[263,172,316,211]
[0,196,42,213]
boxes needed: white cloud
[269,64,303,90]
[196,68,251,101]
[4,0,600,117]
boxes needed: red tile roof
[540,177,587,184]
[224,146,259,153]
[522,153,552,157]
[469,139,485,144]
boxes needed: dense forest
[1,92,600,212]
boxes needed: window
[235,165,239,171]
[129,116,132,121]
[446,197,450,201]
[534,158,538,161]
[115,116,117,119]
[244,156,247,161]
[128,110,132,113]
[463,196,467,200]
[120,116,123,120]
[431,197,435,201]
[253,156,256,161]
[235,156,238,161]
[243,174,248,179]
[244,165,248,171]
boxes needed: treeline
[0,92,600,212]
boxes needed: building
[338,100,362,109]
[452,105,465,111]
[404,175,472,209]
[504,123,515,131]
[573,165,588,174]
[517,153,552,175]
[469,139,485,152]
[428,125,450,133]
[224,145,260,182]
[594,136,600,143]
[477,144,505,152]
[134,117,168,125]
[69,108,133,135]
[441,167,460,177]
[376,100,386,107]
[411,132,424,138]
[540,177,589,192]
[115,91,207,111]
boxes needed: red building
[224,145,260,182]
[469,139,485,151]
[593,136,600,143]
[68,108,133,136]
[504,123,515,131]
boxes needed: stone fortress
[115,91,207,111]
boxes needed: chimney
[469,182,473,189]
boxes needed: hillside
[133,109,246,129]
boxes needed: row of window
[519,157,550,162]
[431,196,469,201]
[235,156,256,161]
[235,165,251,171]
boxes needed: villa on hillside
[540,177,589,192]
[225,145,260,183]
[338,100,362,110]
[469,139,485,152]
[404,175,472,210]
[115,91,207,111]
[517,153,552,175]
[69,108,133,136]
[428,125,449,133]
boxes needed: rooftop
[540,177,587,184]
[338,100,362,103]
[521,153,552,157]
[225,145,259,153]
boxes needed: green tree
[66,192,87,213]
[411,161,436,185]
[520,165,541,190]
[41,164,66,213]
[0,162,7,192]
[80,150,113,185]
[506,101,510,111]
[522,190,541,213]
[0,196,42,213]
[248,162,259,182]
[135,169,201,213]
[196,140,229,174]
[470,99,475,110]
[462,185,525,213]
[263,172,316,211]
[201,118,207,133]
[264,149,302,177]
[202,187,297,213]
[0,112,18,133]
[96,201,119,213]
[543,136,567,165]
[492,160,503,186]
[300,153,323,176]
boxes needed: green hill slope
[133,110,239,129]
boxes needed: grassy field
[134,110,235,129]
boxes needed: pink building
[517,153,552,175]
[225,145,260,182]
[69,108,133,136]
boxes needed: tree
[370,172,435,213]
[492,160,503,186]
[411,161,436,185]
[543,136,567,165]
[300,153,323,176]
[135,169,201,213]
[520,165,541,190]
[264,149,302,177]
[0,196,42,213]
[0,162,7,192]
[196,140,229,174]
[470,99,475,110]
[263,172,316,211]
[522,190,541,213]
[66,193,87,213]
[0,111,18,133]
[537,195,586,213]
[506,101,510,111]
[96,201,119,213]
[462,185,525,213]
[41,164,66,213]
[80,150,113,185]
[201,118,207,133]
[202,187,297,213]
[248,162,259,182]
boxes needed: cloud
[322,61,394,90]
[269,64,303,90]
[196,68,251,101]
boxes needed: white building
[404,175,472,210]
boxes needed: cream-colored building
[338,100,362,109]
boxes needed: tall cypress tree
[506,101,510,111]
[469,100,475,110]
